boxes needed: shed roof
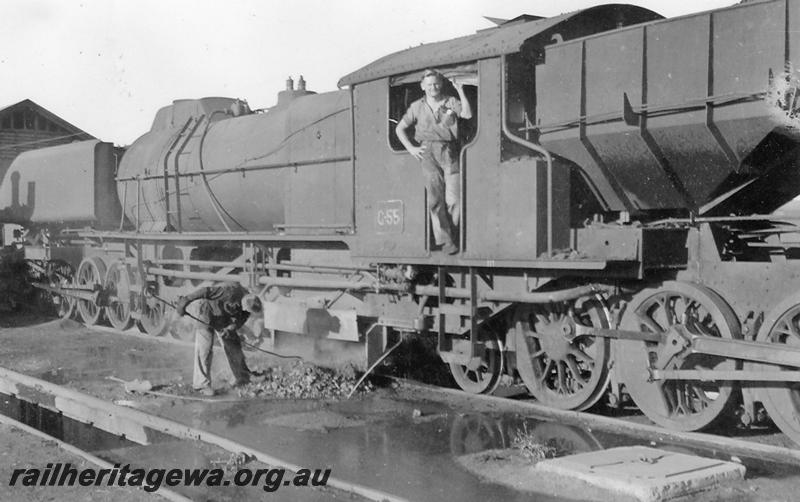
[338,4,662,87]
[0,99,94,140]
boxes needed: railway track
[84,322,800,465]
[2,315,800,502]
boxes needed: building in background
[0,100,95,245]
[0,99,94,184]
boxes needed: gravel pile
[237,361,374,399]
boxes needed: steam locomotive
[4,1,800,446]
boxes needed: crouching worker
[175,282,263,396]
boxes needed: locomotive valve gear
[177,283,259,392]
[396,69,472,254]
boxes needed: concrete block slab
[535,446,745,502]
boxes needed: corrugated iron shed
[338,4,662,87]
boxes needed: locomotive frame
[5,1,800,446]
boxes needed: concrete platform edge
[0,366,408,502]
[0,413,192,502]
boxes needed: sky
[0,0,736,145]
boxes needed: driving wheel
[104,262,134,330]
[47,260,75,319]
[449,326,505,395]
[752,292,800,446]
[139,293,170,336]
[617,281,740,431]
[76,257,106,325]
[513,296,611,411]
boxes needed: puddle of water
[144,393,800,502]
[150,398,596,502]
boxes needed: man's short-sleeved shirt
[400,96,462,142]
[187,282,250,331]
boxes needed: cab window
[388,65,478,151]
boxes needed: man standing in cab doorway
[396,69,472,255]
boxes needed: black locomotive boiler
[4,1,800,445]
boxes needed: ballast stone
[535,445,745,502]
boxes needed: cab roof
[338,4,662,87]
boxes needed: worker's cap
[241,294,263,314]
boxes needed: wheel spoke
[663,382,680,416]
[753,302,800,446]
[76,258,105,325]
[449,327,504,395]
[786,319,800,340]
[514,298,611,411]
[690,318,718,338]
[538,359,554,384]
[674,384,690,416]
[141,299,169,336]
[662,296,676,327]
[617,282,738,432]
[566,357,587,387]
[634,311,665,334]
[47,261,75,320]
[568,347,595,365]
[646,380,672,417]
[689,385,712,409]
[556,360,567,393]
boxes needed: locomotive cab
[347,57,567,261]
[343,5,661,262]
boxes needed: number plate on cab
[376,200,404,234]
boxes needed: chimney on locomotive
[276,75,315,108]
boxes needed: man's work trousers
[193,326,251,390]
[420,140,460,246]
